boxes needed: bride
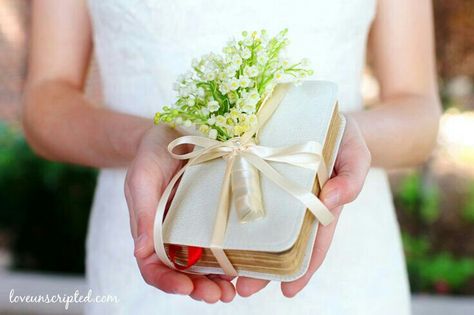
[22,0,440,314]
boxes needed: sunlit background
[0,1,473,314]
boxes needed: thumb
[134,207,156,259]
[320,152,370,210]
[125,157,165,260]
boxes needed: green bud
[153,112,161,125]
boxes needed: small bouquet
[154,29,312,140]
[155,29,313,222]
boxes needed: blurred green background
[0,0,473,297]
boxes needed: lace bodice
[87,0,375,118]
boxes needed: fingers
[189,275,221,303]
[236,277,270,297]
[189,274,237,303]
[208,275,236,303]
[138,255,194,295]
[281,206,343,297]
[138,253,237,303]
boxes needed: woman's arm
[23,0,155,168]
[350,0,442,168]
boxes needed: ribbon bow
[154,83,334,276]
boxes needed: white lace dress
[85,0,411,314]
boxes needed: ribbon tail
[240,152,335,226]
[231,152,265,223]
[210,155,238,276]
[153,166,188,269]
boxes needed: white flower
[228,92,238,104]
[228,78,240,91]
[241,48,251,59]
[239,75,251,88]
[230,109,240,120]
[199,124,210,134]
[241,104,255,114]
[208,100,220,112]
[215,115,226,127]
[205,72,216,81]
[243,36,253,46]
[175,117,183,125]
[244,65,259,78]
[208,128,218,139]
[236,98,244,108]
[219,83,230,94]
[234,123,250,135]
[227,39,238,49]
[257,51,268,64]
[248,114,258,126]
[184,119,192,127]
[225,65,238,76]
[223,46,234,55]
[207,115,216,125]
[280,58,290,68]
[274,70,284,81]
[177,86,190,97]
[218,72,228,81]
[192,58,200,68]
[244,89,260,106]
[187,98,195,106]
[231,55,243,67]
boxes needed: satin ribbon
[231,147,265,223]
[154,83,334,276]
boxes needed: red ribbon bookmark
[168,245,203,270]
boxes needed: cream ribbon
[153,83,334,276]
[231,149,265,223]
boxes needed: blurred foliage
[0,122,96,274]
[398,171,440,224]
[403,233,474,294]
[396,171,474,295]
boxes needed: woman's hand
[124,125,237,303]
[234,115,371,297]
